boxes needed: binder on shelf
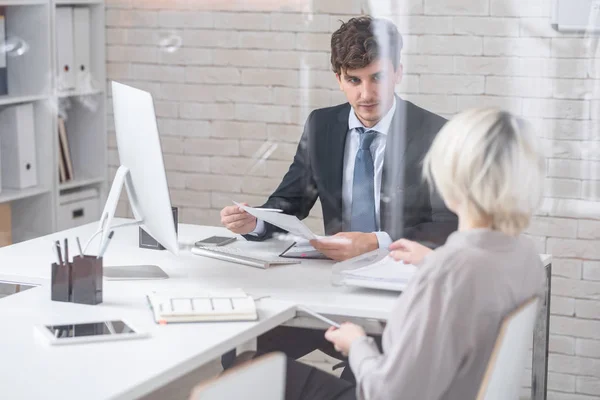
[56,7,75,92]
[73,7,91,91]
[58,117,74,181]
[0,103,37,189]
[0,7,8,96]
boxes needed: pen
[296,305,341,329]
[53,244,61,265]
[55,240,64,267]
[97,231,114,259]
[64,238,69,265]
[76,237,83,257]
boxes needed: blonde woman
[281,108,546,400]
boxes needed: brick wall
[106,0,600,398]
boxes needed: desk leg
[531,263,551,400]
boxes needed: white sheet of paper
[234,201,318,240]
[342,255,417,284]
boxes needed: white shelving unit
[0,0,106,244]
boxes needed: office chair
[476,297,540,400]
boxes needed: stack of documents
[235,201,318,240]
[335,250,417,292]
[146,288,258,324]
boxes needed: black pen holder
[51,262,71,302]
[71,255,103,305]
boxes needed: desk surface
[0,219,553,399]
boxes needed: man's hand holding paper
[310,232,379,262]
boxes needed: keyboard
[191,246,300,269]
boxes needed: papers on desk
[335,249,417,292]
[146,288,258,324]
[235,201,318,240]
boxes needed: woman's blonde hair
[423,108,544,236]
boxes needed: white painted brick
[213,49,270,68]
[549,353,600,378]
[553,259,583,280]
[131,64,185,82]
[211,121,267,139]
[214,85,272,104]
[575,299,600,319]
[239,139,297,161]
[527,217,578,238]
[241,176,283,195]
[525,234,546,253]
[591,100,600,121]
[576,338,600,358]
[240,68,298,87]
[534,119,600,141]
[454,17,520,36]
[270,13,330,32]
[554,79,596,100]
[551,334,576,355]
[400,34,420,55]
[454,56,509,76]
[299,69,339,90]
[108,149,119,167]
[158,11,213,28]
[169,189,211,208]
[239,31,295,50]
[520,17,561,37]
[106,28,127,45]
[183,30,239,48]
[547,371,577,392]
[583,262,600,281]
[125,28,163,46]
[403,94,458,115]
[552,277,600,300]
[547,391,600,400]
[403,55,454,74]
[457,95,522,114]
[577,377,600,396]
[486,77,553,98]
[179,103,235,121]
[155,101,179,118]
[163,154,210,173]
[551,59,590,79]
[395,74,419,94]
[159,83,219,102]
[536,198,600,220]
[158,118,211,137]
[267,124,302,143]
[330,90,348,105]
[159,136,185,153]
[424,0,488,15]
[523,99,590,120]
[419,35,482,55]
[484,38,550,57]
[548,159,600,180]
[581,141,600,161]
[165,171,187,189]
[211,192,266,209]
[550,316,600,341]
[313,0,361,14]
[213,12,270,31]
[552,38,592,59]
[107,62,131,80]
[296,33,330,52]
[273,88,331,107]
[180,207,221,226]
[404,16,453,34]
[420,74,484,94]
[541,139,582,159]
[551,295,576,316]
[235,104,292,124]
[185,67,241,84]
[579,219,600,241]
[582,180,600,201]
[106,0,131,9]
[159,48,213,66]
[265,160,292,178]
[547,239,600,261]
[186,174,243,192]
[210,156,267,177]
[183,138,240,156]
[107,45,159,63]
[490,0,550,17]
[269,51,329,70]
[106,9,158,27]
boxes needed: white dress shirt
[252,97,396,249]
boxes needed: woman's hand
[389,239,433,265]
[324,323,366,356]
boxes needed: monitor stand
[89,165,170,280]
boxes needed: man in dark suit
[219,16,457,379]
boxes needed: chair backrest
[476,297,540,400]
[190,352,286,400]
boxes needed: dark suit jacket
[246,96,458,247]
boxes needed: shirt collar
[348,96,397,136]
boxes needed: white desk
[0,220,552,400]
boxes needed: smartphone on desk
[35,320,149,346]
[195,236,237,247]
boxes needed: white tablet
[35,320,149,346]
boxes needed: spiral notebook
[146,289,258,324]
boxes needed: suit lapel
[324,104,350,231]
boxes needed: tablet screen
[44,320,136,339]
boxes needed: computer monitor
[92,81,178,257]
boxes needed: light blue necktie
[350,128,377,232]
